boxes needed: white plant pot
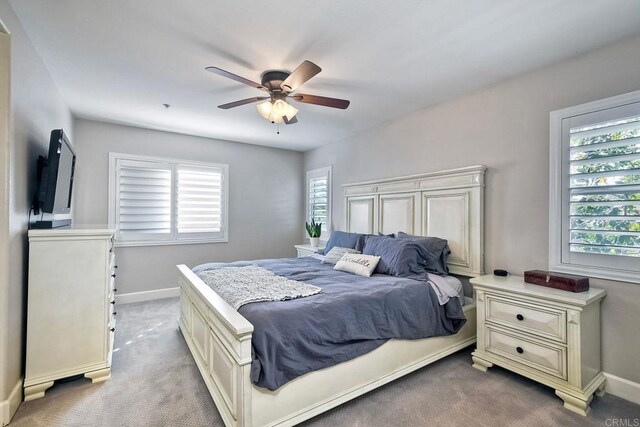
[309,237,320,249]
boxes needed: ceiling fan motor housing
[261,71,291,92]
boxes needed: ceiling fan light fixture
[256,99,299,123]
[257,101,273,120]
[271,99,288,121]
[284,103,299,121]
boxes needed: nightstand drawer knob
[516,314,524,321]
[516,346,524,354]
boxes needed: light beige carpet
[10,298,640,426]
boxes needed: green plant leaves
[305,218,322,238]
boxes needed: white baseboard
[1,378,22,426]
[604,372,640,405]
[115,287,180,304]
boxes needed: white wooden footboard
[178,264,477,427]
[177,264,254,427]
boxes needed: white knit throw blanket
[197,265,322,310]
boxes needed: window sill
[115,237,228,248]
[549,262,639,285]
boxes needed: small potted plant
[305,219,322,249]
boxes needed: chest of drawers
[24,227,117,401]
[470,274,606,416]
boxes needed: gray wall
[73,119,304,294]
[304,34,640,383]
[0,19,9,411]
[0,0,73,404]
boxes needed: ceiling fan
[205,60,350,125]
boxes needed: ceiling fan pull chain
[276,122,280,135]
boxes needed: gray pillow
[321,231,366,255]
[396,232,450,276]
[322,246,360,265]
[362,235,431,280]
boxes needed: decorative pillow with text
[333,253,381,277]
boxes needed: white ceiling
[10,0,640,151]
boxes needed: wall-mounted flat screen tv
[34,129,76,227]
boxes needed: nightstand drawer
[296,248,314,257]
[485,295,566,343]
[295,244,324,258]
[486,327,567,380]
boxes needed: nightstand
[470,274,606,416]
[294,244,324,258]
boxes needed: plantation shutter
[177,165,224,239]
[307,170,330,236]
[111,154,229,246]
[562,103,640,268]
[116,159,173,242]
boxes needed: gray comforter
[193,257,466,391]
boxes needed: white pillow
[333,253,380,277]
[322,246,360,265]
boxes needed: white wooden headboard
[343,165,486,277]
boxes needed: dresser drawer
[485,295,566,342]
[108,273,117,293]
[107,316,115,366]
[485,327,567,380]
[109,311,116,330]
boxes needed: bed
[177,165,486,427]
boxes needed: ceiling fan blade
[283,115,298,125]
[291,93,350,109]
[206,67,268,92]
[280,60,322,92]
[218,97,268,109]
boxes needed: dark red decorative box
[523,270,589,293]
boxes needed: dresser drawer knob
[110,327,116,332]
[113,312,117,316]
[110,300,115,305]
[516,314,524,321]
[111,274,117,278]
[114,265,118,269]
[113,288,118,293]
[516,346,524,354]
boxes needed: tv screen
[39,129,76,214]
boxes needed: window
[108,153,228,246]
[306,167,331,241]
[550,90,640,283]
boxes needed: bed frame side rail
[177,264,254,427]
